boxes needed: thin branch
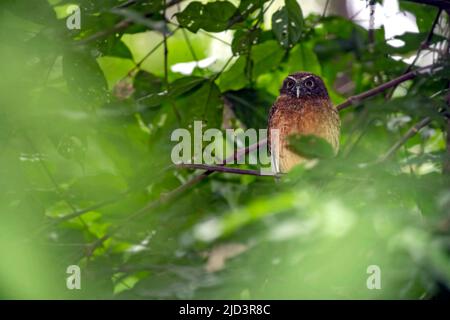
[377,117,432,163]
[368,0,376,52]
[122,26,179,81]
[177,163,274,176]
[77,0,184,45]
[169,21,232,46]
[77,20,132,45]
[212,55,234,81]
[336,64,440,111]
[181,28,198,62]
[162,4,182,125]
[114,0,137,9]
[386,9,442,99]
[322,0,330,18]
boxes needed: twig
[122,26,179,81]
[77,0,184,45]
[385,9,442,99]
[168,21,232,46]
[114,0,137,9]
[177,163,274,176]
[377,117,432,163]
[181,28,198,62]
[336,64,439,111]
[368,0,376,52]
[162,1,181,124]
[322,0,330,18]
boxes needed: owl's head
[280,72,329,99]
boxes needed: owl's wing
[267,102,277,154]
[267,102,280,174]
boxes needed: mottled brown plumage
[268,72,340,173]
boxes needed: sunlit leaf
[271,0,304,49]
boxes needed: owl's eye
[304,78,315,89]
[286,79,295,89]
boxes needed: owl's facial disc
[281,73,328,100]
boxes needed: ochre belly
[269,100,340,173]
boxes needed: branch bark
[385,9,442,99]
[77,0,184,45]
[336,64,439,111]
[377,116,432,163]
[177,163,275,176]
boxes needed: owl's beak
[296,85,300,98]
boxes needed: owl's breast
[268,97,340,172]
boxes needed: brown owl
[268,72,340,173]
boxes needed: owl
[268,72,340,173]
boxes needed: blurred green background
[0,0,449,299]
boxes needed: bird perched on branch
[268,72,340,173]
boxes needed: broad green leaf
[63,50,108,106]
[219,40,284,91]
[238,0,269,17]
[251,40,285,76]
[218,57,248,92]
[271,0,303,49]
[231,29,261,55]
[133,71,164,107]
[169,76,207,98]
[288,42,321,75]
[108,39,133,60]
[176,1,238,33]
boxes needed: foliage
[0,0,449,299]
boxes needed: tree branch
[177,163,275,176]
[377,116,432,163]
[385,8,442,99]
[77,0,184,45]
[336,64,440,111]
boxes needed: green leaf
[224,89,275,130]
[169,76,207,98]
[176,1,238,33]
[231,29,261,55]
[219,40,284,91]
[133,71,164,107]
[176,80,224,128]
[251,40,285,76]
[136,76,206,108]
[271,0,304,49]
[108,39,133,60]
[218,57,248,92]
[288,134,336,159]
[288,42,321,74]
[63,50,108,106]
[238,0,269,17]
